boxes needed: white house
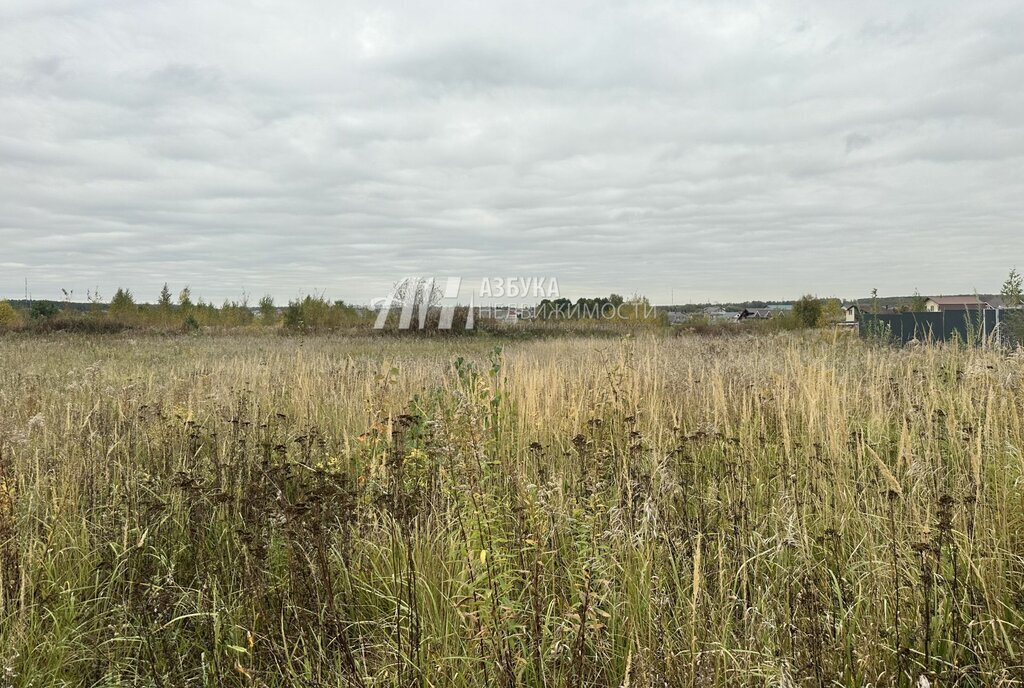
[924,296,993,312]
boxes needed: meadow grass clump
[0,332,1021,686]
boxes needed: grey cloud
[845,133,871,153]
[1,0,1023,305]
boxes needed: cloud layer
[2,0,1023,304]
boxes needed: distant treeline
[0,287,664,335]
[535,294,662,322]
[0,287,370,334]
[0,287,852,336]
[659,300,794,313]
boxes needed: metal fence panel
[996,309,1024,347]
[860,311,996,345]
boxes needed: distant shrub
[284,296,365,332]
[24,315,132,334]
[30,301,60,320]
[217,300,254,328]
[258,295,277,325]
[0,300,21,329]
[673,319,748,338]
[793,295,823,328]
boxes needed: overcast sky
[1,0,1022,305]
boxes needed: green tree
[1002,268,1023,308]
[821,298,843,323]
[178,287,193,309]
[911,289,928,312]
[109,288,136,319]
[258,295,276,324]
[158,283,174,310]
[793,294,823,328]
[30,301,59,320]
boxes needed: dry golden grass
[0,332,1022,686]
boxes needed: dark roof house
[738,308,772,320]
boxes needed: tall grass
[0,333,1021,686]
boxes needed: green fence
[859,310,1022,346]
[999,309,1024,347]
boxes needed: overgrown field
[0,333,1022,686]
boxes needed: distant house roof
[854,305,899,314]
[926,296,993,310]
[739,308,772,320]
[666,312,688,324]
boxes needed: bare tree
[379,277,444,329]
